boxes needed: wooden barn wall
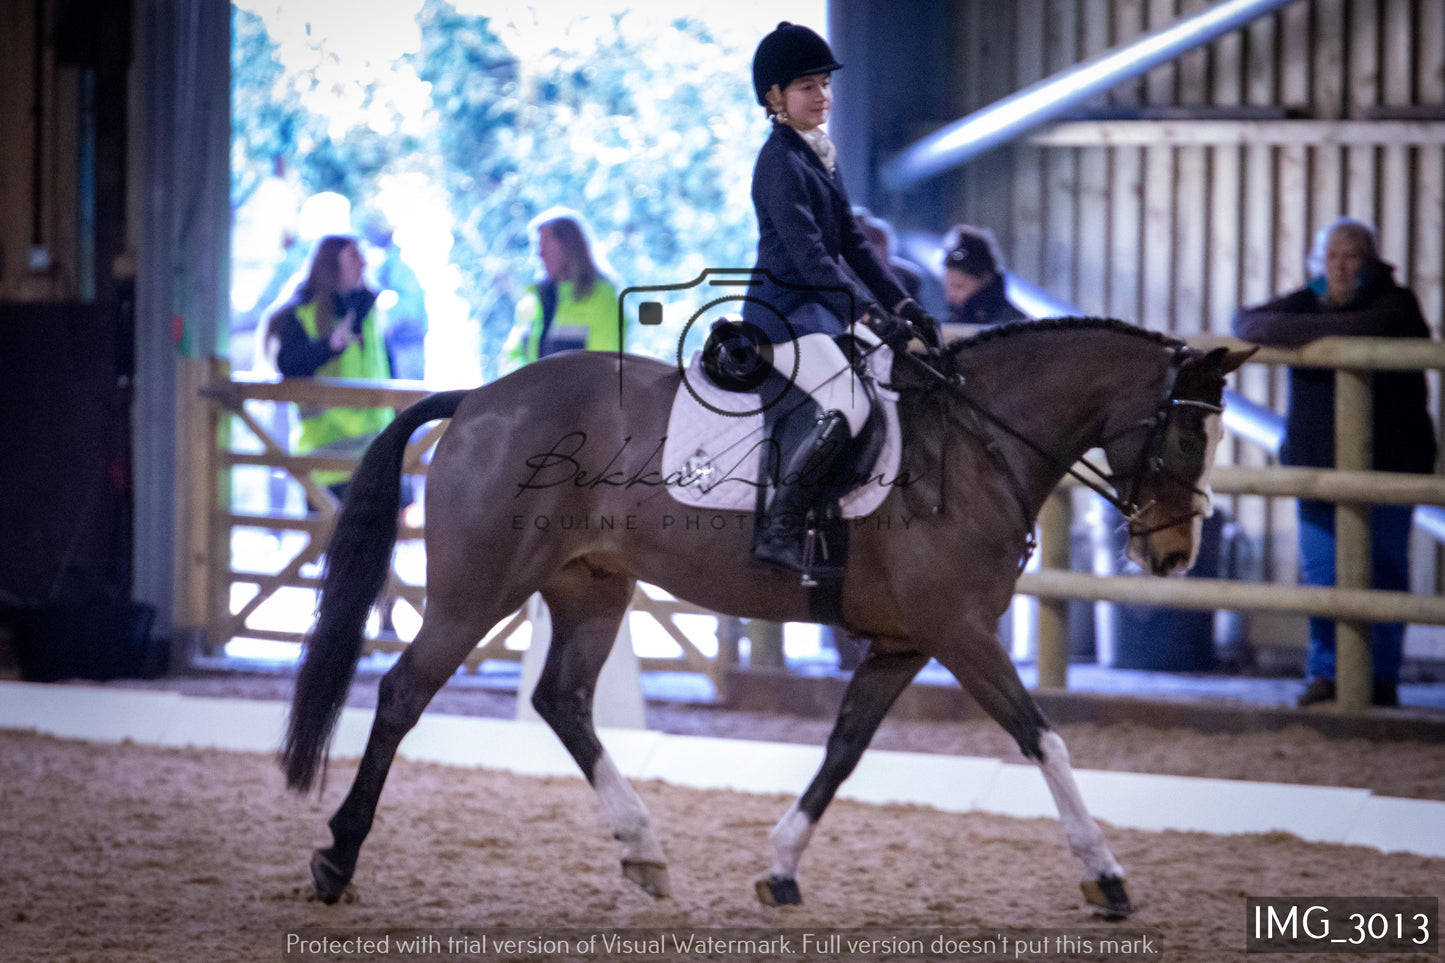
[950,0,1444,592]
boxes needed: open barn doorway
[223,1,825,681]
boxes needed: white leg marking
[767,801,816,879]
[591,751,665,864]
[1035,730,1125,881]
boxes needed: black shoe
[1296,677,1336,707]
[1372,681,1399,707]
[752,410,849,582]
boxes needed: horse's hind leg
[757,645,928,907]
[310,607,508,904]
[530,563,669,898]
[933,635,1133,919]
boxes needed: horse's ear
[1194,345,1257,374]
[1213,345,1258,374]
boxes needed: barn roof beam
[880,0,1306,190]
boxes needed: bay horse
[281,317,1252,917]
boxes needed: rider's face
[777,73,832,131]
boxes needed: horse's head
[1101,345,1255,577]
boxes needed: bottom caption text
[283,927,1163,961]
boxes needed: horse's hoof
[754,874,802,907]
[1081,874,1134,920]
[310,849,352,905]
[621,859,671,899]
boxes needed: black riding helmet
[751,22,843,107]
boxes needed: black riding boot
[752,409,850,581]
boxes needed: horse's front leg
[757,646,928,906]
[933,633,1134,919]
[1033,729,1133,918]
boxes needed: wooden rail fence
[177,333,1445,711]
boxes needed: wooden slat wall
[1108,1,1147,323]
[952,0,1445,332]
[949,0,1445,590]
[1011,0,1049,285]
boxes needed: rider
[745,21,940,578]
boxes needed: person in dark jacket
[744,21,940,579]
[1232,217,1438,708]
[943,224,1027,328]
[263,234,395,500]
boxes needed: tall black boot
[752,410,850,580]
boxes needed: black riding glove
[898,300,943,349]
[865,308,914,349]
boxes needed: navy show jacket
[743,123,908,343]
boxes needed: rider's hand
[897,299,943,349]
[865,307,914,349]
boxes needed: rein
[893,345,1221,559]
[895,349,1134,515]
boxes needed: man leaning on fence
[1232,216,1438,708]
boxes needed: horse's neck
[960,332,1164,506]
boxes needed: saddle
[661,332,903,529]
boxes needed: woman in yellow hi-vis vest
[264,234,395,504]
[502,209,619,374]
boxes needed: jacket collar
[771,122,845,194]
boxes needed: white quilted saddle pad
[660,348,902,518]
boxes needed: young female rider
[744,21,940,577]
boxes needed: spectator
[942,224,1027,328]
[1232,216,1437,708]
[263,234,395,504]
[502,208,619,372]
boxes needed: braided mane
[946,316,1183,355]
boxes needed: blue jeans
[1297,500,1413,686]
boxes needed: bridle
[1097,347,1223,537]
[901,345,1222,562]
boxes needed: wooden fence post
[1334,368,1373,710]
[747,620,786,668]
[1036,489,1071,688]
[173,356,220,665]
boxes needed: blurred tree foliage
[231,1,765,379]
[232,7,420,208]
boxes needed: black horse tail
[281,389,468,793]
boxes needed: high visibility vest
[503,279,620,372]
[293,300,394,485]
